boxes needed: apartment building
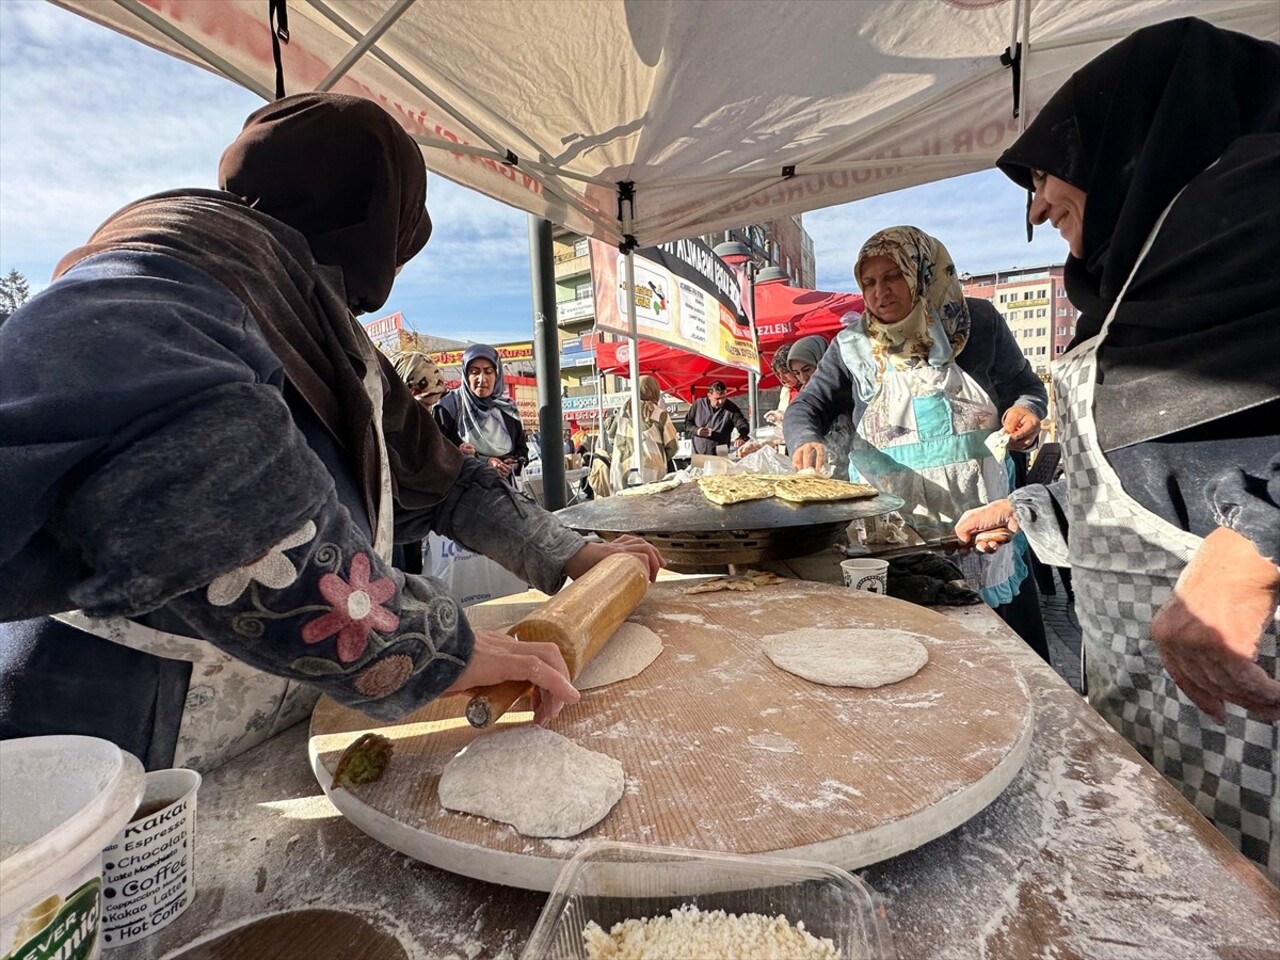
[961,264,1076,377]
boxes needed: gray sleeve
[985,303,1049,419]
[1009,478,1071,567]
[396,458,585,595]
[782,344,855,449]
[1208,452,1280,567]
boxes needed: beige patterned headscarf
[854,226,970,369]
[391,351,447,404]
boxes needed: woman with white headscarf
[433,343,528,479]
[784,226,1048,655]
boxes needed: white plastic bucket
[0,736,145,960]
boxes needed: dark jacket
[0,251,583,767]
[684,396,751,455]
[433,391,529,474]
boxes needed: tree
[0,268,31,321]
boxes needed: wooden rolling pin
[463,553,650,728]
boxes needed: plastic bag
[424,534,529,607]
[609,428,668,491]
[733,445,795,475]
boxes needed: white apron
[838,354,1024,605]
[56,326,397,773]
[1055,202,1278,878]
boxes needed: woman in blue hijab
[433,343,528,479]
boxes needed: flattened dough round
[575,622,663,690]
[438,726,624,838]
[762,628,929,688]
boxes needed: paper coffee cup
[99,769,200,949]
[841,558,889,594]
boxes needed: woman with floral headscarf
[956,18,1279,876]
[784,226,1048,654]
[433,343,528,480]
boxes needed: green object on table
[331,732,394,790]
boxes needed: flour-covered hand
[1001,406,1042,451]
[1150,527,1280,724]
[955,499,1020,554]
[564,535,664,582]
[792,442,827,472]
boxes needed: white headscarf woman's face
[465,357,498,398]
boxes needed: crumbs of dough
[583,905,838,959]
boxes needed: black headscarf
[56,93,461,519]
[219,92,432,315]
[996,18,1280,450]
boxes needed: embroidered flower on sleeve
[208,521,318,606]
[353,654,414,698]
[302,553,400,663]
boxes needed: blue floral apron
[835,335,1028,606]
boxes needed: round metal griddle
[554,482,904,572]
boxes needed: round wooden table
[309,581,1032,891]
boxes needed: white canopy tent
[51,0,1278,246]
[50,0,1279,498]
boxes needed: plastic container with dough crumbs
[522,841,894,959]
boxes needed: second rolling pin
[464,553,650,728]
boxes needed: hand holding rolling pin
[565,534,664,582]
[445,630,580,727]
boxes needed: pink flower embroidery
[302,554,399,663]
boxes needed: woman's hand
[459,442,477,456]
[1001,406,1042,451]
[564,535,664,582]
[955,499,1020,553]
[445,630,580,726]
[792,442,826,472]
[488,456,513,477]
[1149,527,1280,724]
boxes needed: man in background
[684,381,750,455]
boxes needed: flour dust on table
[575,622,664,690]
[438,726,624,838]
[762,629,929,687]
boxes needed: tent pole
[595,351,606,450]
[747,266,760,431]
[623,251,644,484]
[314,0,417,92]
[1018,0,1032,134]
[528,215,565,510]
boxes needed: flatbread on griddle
[772,476,878,503]
[615,477,682,497]
[697,475,776,505]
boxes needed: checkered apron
[1057,202,1279,879]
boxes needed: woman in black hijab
[0,93,660,772]
[957,18,1279,876]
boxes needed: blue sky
[0,0,1069,343]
